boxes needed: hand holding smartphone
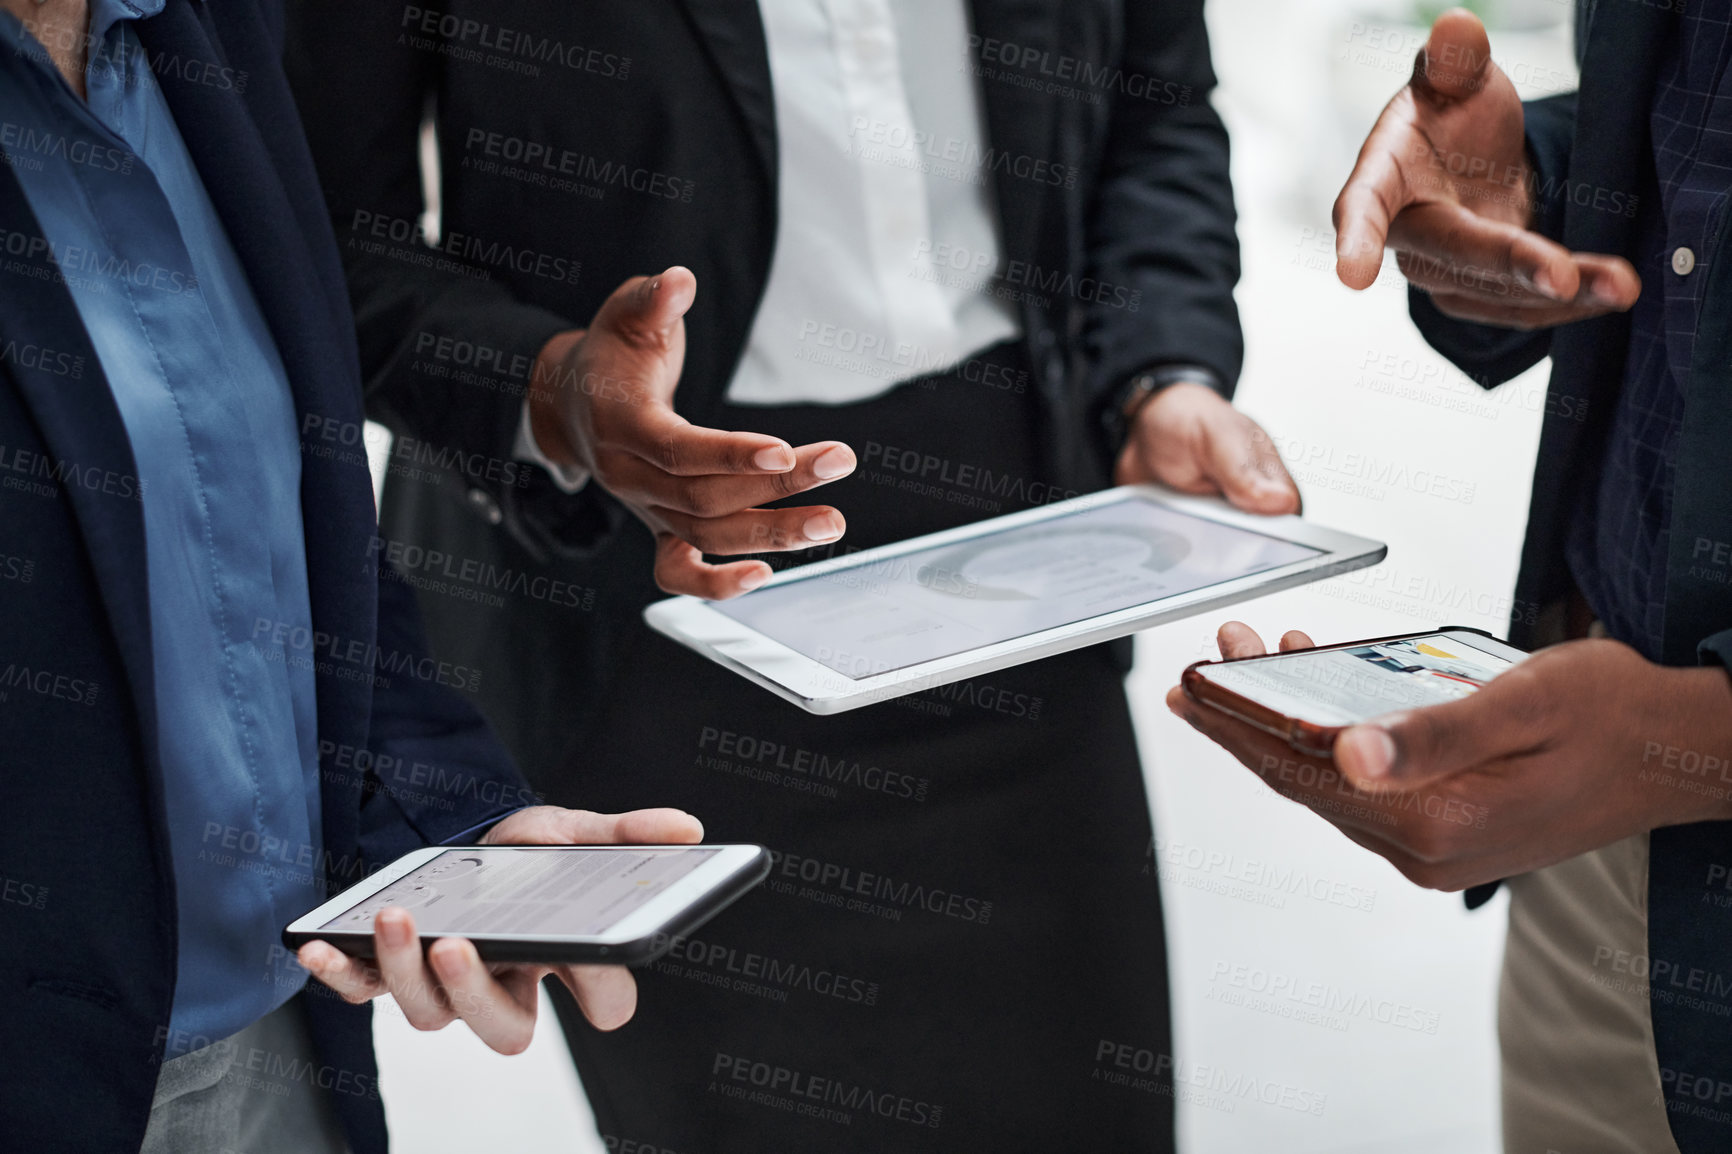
[1182,627,1529,757]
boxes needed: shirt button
[1673,246,1697,276]
[467,488,503,525]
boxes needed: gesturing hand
[1333,8,1639,328]
[296,806,703,1052]
[529,266,856,599]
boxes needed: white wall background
[366,2,1579,1149]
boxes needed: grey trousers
[140,994,354,1154]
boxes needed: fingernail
[737,567,770,593]
[802,513,843,542]
[1347,727,1398,780]
[753,445,795,471]
[431,943,467,980]
[1531,267,1566,301]
[812,446,855,480]
[380,909,412,948]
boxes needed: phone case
[1179,625,1513,758]
[281,847,772,967]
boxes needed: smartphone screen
[1199,631,1523,727]
[319,846,721,938]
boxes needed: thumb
[1413,8,1493,103]
[1202,415,1300,515]
[1334,689,1514,790]
[486,805,706,846]
[590,265,697,352]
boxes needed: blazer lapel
[967,0,1059,263]
[0,169,160,775]
[1566,0,1672,258]
[676,0,779,184]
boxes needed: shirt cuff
[440,804,534,846]
[514,396,591,494]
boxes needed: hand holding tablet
[645,485,1386,713]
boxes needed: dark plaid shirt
[1567,6,1732,660]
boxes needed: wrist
[1107,365,1225,450]
[1644,665,1732,825]
[529,329,586,469]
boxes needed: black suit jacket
[283,0,1245,772]
[1412,3,1732,1147]
[0,4,531,1150]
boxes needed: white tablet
[643,484,1386,714]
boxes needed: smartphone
[1181,627,1530,757]
[283,844,771,966]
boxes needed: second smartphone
[1182,627,1529,757]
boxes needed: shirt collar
[89,0,167,47]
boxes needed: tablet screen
[716,495,1321,679]
[321,847,720,937]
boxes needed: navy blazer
[0,2,532,1151]
[1411,3,1732,1149]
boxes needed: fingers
[1216,621,1271,661]
[1576,254,1644,309]
[610,404,805,478]
[1213,622,1315,660]
[1201,414,1301,515]
[372,908,455,1031]
[1391,201,1581,303]
[297,941,385,1005]
[650,505,846,558]
[555,964,638,1032]
[1412,9,1493,102]
[654,536,774,600]
[1123,384,1301,513]
[604,441,856,517]
[1334,119,1411,290]
[588,266,697,354]
[1424,252,1641,328]
[1336,675,1543,789]
[426,939,542,1055]
[484,804,707,846]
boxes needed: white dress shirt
[730,0,1019,405]
[519,0,1017,483]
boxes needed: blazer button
[1673,246,1697,276]
[467,487,503,525]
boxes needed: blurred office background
[363,1,1578,1149]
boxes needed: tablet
[643,484,1386,714]
[282,844,770,965]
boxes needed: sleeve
[1081,0,1243,455]
[355,559,541,868]
[282,0,625,561]
[1697,629,1732,673]
[1407,92,1579,390]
